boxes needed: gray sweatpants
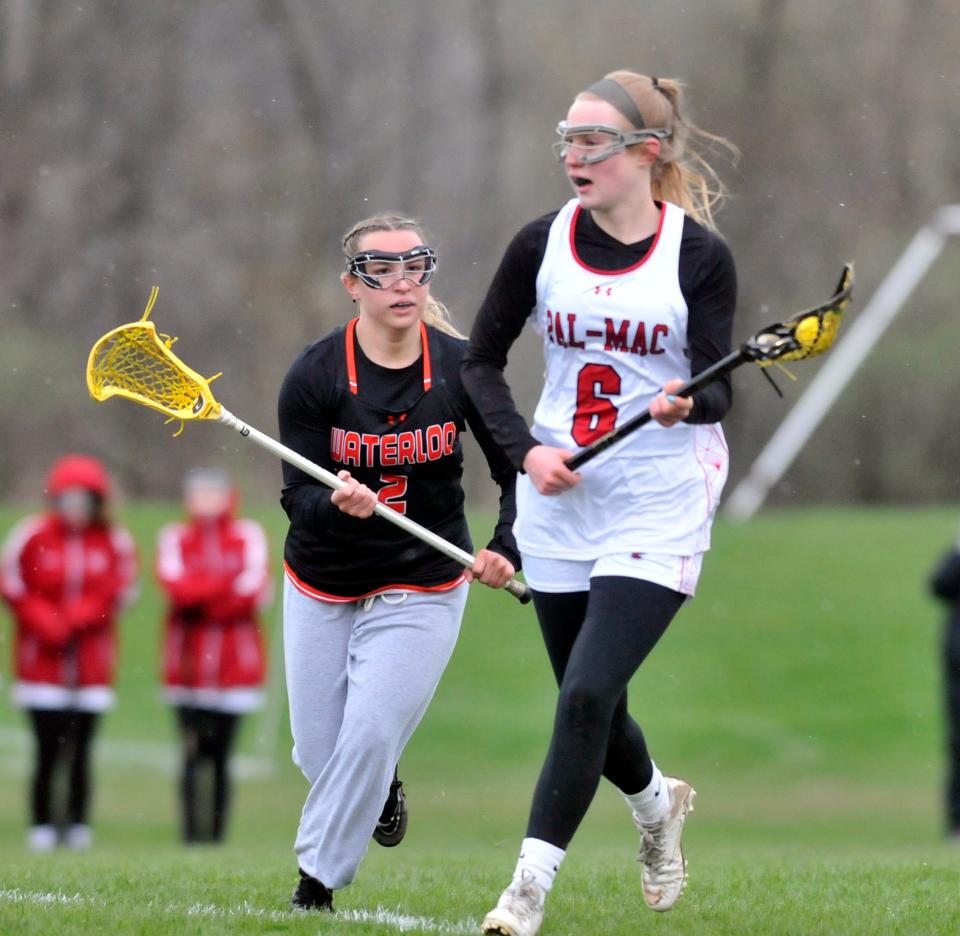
[283,576,467,888]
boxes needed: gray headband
[585,78,646,129]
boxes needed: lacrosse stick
[86,287,530,604]
[566,263,854,471]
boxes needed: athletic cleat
[635,776,696,911]
[291,868,334,912]
[64,824,93,850]
[480,871,545,936]
[26,824,57,853]
[373,776,407,847]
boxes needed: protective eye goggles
[346,246,438,289]
[552,121,671,165]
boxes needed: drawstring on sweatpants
[361,591,409,612]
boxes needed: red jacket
[0,514,138,692]
[156,515,270,707]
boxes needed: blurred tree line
[1,0,958,509]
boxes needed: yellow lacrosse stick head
[753,263,854,368]
[772,309,842,363]
[778,263,853,362]
[86,287,222,426]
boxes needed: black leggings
[945,639,960,832]
[176,707,240,843]
[28,709,100,827]
[526,576,685,849]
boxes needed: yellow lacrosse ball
[794,315,820,350]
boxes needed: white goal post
[724,204,960,522]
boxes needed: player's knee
[350,719,396,759]
[556,677,616,728]
[292,744,327,784]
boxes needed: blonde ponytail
[583,71,739,231]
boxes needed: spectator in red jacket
[156,468,271,844]
[0,454,138,852]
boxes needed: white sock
[513,837,565,893]
[622,763,670,824]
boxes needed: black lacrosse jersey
[279,319,519,600]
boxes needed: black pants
[176,706,240,843]
[945,629,960,832]
[526,577,685,849]
[28,708,100,828]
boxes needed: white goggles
[552,121,671,165]
[346,246,437,289]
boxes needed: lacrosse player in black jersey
[278,214,520,912]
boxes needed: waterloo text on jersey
[329,422,458,468]
[545,308,670,355]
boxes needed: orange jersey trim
[284,561,464,604]
[345,317,432,395]
[419,320,433,390]
[346,317,360,394]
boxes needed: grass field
[1,503,959,935]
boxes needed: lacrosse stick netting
[566,263,854,470]
[86,286,222,426]
[749,263,854,366]
[86,288,530,604]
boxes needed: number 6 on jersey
[572,363,621,447]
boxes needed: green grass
[1,504,960,934]
[2,846,959,935]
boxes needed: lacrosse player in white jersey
[462,70,739,936]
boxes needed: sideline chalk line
[0,887,478,934]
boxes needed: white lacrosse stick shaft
[216,407,529,603]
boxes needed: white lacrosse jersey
[515,198,729,558]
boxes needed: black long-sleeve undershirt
[462,207,737,469]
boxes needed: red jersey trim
[568,202,666,275]
[345,318,432,395]
[284,561,464,604]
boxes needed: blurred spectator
[930,526,960,839]
[0,454,138,852]
[156,468,271,844]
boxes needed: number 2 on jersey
[572,363,621,446]
[378,474,408,514]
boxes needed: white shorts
[521,551,704,597]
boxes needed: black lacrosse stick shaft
[565,264,852,471]
[565,348,749,471]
